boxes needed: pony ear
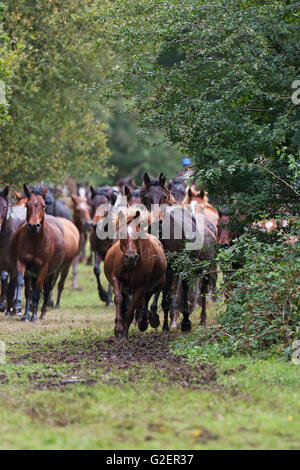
[198,189,206,199]
[108,189,117,206]
[188,188,193,198]
[23,184,31,199]
[42,187,48,199]
[90,186,95,198]
[159,173,166,187]
[124,185,132,199]
[2,186,9,199]
[134,210,140,220]
[71,194,78,204]
[168,179,173,190]
[14,190,22,200]
[143,172,151,187]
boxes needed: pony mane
[27,185,52,203]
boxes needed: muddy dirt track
[9,331,217,391]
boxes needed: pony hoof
[55,304,60,310]
[138,319,148,332]
[99,292,108,303]
[13,306,22,315]
[106,302,114,307]
[5,311,11,317]
[114,329,124,339]
[181,319,192,332]
[21,316,29,322]
[30,316,38,322]
[162,324,169,333]
[170,321,177,330]
[149,312,160,329]
[0,303,6,312]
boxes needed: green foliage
[0,2,10,123]
[99,0,300,219]
[216,221,300,356]
[101,101,183,185]
[166,249,211,284]
[0,0,112,185]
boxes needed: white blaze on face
[79,202,86,210]
[78,188,86,198]
[190,200,198,215]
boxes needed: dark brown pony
[89,186,117,305]
[140,173,216,329]
[10,185,65,322]
[104,208,167,338]
[168,177,187,204]
[71,195,91,288]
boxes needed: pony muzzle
[28,222,41,233]
[124,253,139,266]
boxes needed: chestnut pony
[41,217,80,314]
[10,185,65,322]
[104,208,167,339]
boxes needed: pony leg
[41,274,55,319]
[23,277,32,322]
[93,253,108,303]
[72,254,80,289]
[200,276,209,327]
[13,268,25,316]
[30,277,40,322]
[170,278,181,329]
[106,283,113,307]
[161,268,174,332]
[113,277,125,338]
[0,271,9,312]
[124,288,145,338]
[181,279,192,332]
[55,265,70,309]
[5,275,16,317]
[209,260,218,302]
[148,292,160,329]
[150,291,160,315]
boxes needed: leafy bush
[216,219,300,356]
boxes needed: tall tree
[100,0,300,218]
[0,0,112,184]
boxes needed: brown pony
[43,217,79,314]
[89,186,117,305]
[168,178,187,204]
[71,195,92,288]
[10,185,65,322]
[104,208,167,338]
[183,187,219,229]
[140,173,216,329]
